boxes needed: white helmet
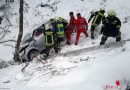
[107,9,117,16]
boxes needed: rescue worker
[54,16,65,51]
[66,12,76,45]
[40,23,58,58]
[59,17,68,33]
[50,18,56,31]
[88,8,105,39]
[100,9,121,45]
[75,13,88,45]
[50,17,68,33]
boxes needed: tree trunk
[14,0,23,62]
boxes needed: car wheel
[28,50,39,61]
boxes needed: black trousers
[90,25,99,39]
[40,44,58,57]
[100,32,121,45]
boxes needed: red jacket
[68,16,76,31]
[76,16,88,32]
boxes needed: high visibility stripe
[56,23,64,37]
[93,15,98,25]
[98,12,104,16]
[93,12,104,25]
[57,43,61,48]
[57,33,64,37]
[57,24,64,31]
[45,32,54,46]
[45,32,53,35]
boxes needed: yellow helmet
[107,9,117,16]
[59,17,63,21]
[55,16,60,21]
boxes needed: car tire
[28,49,39,61]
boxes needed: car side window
[33,28,43,37]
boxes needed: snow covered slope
[0,0,130,90]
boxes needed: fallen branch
[0,27,11,41]
[3,43,15,48]
[21,62,29,73]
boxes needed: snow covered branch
[0,39,16,44]
[0,27,11,41]
[36,3,55,12]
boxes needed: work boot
[91,35,94,39]
[66,42,71,45]
[75,42,78,45]
[100,41,105,45]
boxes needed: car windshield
[22,33,32,44]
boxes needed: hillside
[0,0,130,90]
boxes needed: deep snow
[0,0,130,90]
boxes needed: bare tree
[14,0,23,62]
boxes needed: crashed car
[19,28,45,62]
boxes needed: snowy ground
[0,0,130,90]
